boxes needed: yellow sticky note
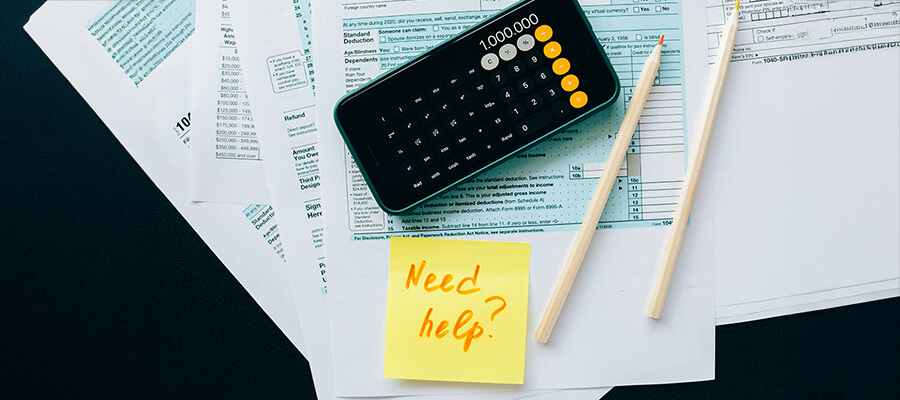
[385,237,530,384]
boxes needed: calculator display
[335,0,619,214]
[478,14,539,50]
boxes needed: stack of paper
[25,0,898,398]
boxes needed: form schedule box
[267,51,309,93]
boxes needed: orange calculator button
[561,74,579,92]
[552,58,570,75]
[535,25,553,42]
[543,41,561,59]
[569,91,588,108]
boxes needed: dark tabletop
[2,1,897,399]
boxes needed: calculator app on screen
[335,0,619,214]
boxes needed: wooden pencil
[535,36,665,343]
[647,1,741,319]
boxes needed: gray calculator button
[481,53,500,71]
[499,44,517,61]
[517,34,535,51]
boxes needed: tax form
[338,5,690,237]
[706,0,899,64]
[24,0,306,355]
[228,1,610,398]
[315,0,714,395]
[188,0,272,204]
[690,0,900,324]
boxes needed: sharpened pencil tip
[735,0,740,9]
[658,35,664,45]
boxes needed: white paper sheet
[682,1,900,325]
[225,0,340,395]
[24,0,306,356]
[187,0,271,204]
[313,0,715,396]
[228,1,613,398]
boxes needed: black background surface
[2,1,897,399]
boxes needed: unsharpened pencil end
[735,0,740,9]
[658,35,664,45]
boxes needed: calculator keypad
[336,0,619,213]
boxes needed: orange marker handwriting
[419,307,484,352]
[406,261,481,295]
